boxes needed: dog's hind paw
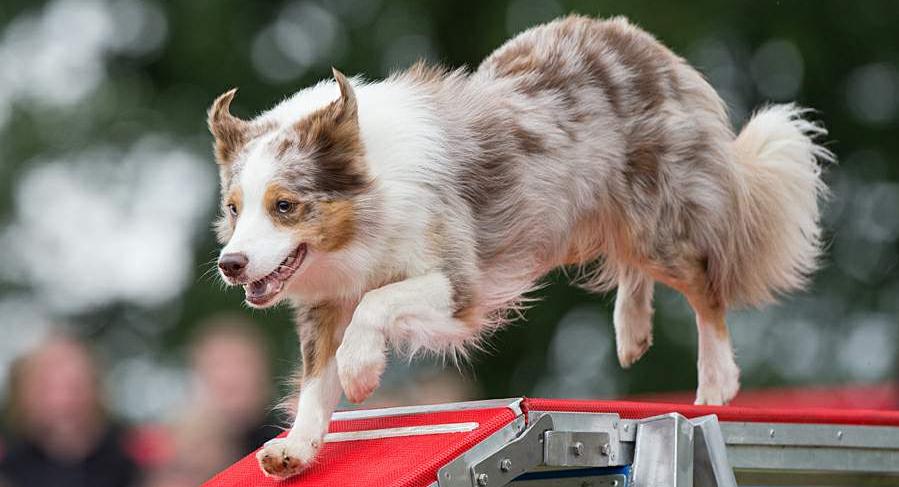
[694,358,740,405]
[256,437,320,480]
[617,333,652,369]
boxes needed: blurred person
[188,315,280,457]
[0,334,139,487]
[144,315,279,486]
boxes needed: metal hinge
[439,412,629,487]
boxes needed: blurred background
[0,0,897,485]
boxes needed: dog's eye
[227,203,238,217]
[276,200,294,214]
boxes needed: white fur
[256,361,342,479]
[336,273,476,403]
[694,320,740,406]
[729,104,833,305]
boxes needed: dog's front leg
[337,272,477,403]
[257,303,348,480]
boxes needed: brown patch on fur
[225,186,243,212]
[260,184,356,252]
[298,302,345,378]
[403,60,450,84]
[425,219,478,323]
[263,184,307,227]
[276,138,296,159]
[317,200,356,251]
[491,42,541,78]
[486,32,576,101]
[214,186,243,243]
[511,123,546,154]
[624,134,664,195]
[208,89,248,165]
[292,70,371,195]
[453,305,481,329]
[580,47,624,117]
[460,116,521,262]
[599,20,667,112]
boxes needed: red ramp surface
[202,404,517,487]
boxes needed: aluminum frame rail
[435,410,899,487]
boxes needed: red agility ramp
[203,401,519,487]
[204,395,899,487]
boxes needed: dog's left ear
[331,67,358,124]
[208,88,250,165]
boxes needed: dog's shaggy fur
[209,16,832,479]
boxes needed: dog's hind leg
[683,284,740,405]
[336,272,479,404]
[613,267,655,368]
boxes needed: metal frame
[436,406,899,487]
[722,421,899,484]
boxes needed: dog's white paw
[614,308,653,368]
[694,357,740,405]
[336,327,386,404]
[256,436,321,480]
[616,328,652,369]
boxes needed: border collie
[209,15,831,479]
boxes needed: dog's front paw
[256,436,320,480]
[336,328,386,404]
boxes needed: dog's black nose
[219,253,249,278]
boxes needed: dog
[209,15,831,479]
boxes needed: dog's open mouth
[244,244,307,307]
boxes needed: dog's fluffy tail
[722,104,833,307]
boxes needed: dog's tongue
[245,277,279,302]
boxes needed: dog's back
[409,17,740,308]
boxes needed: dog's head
[209,69,370,308]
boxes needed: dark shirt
[0,427,138,487]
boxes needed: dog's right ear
[208,88,250,165]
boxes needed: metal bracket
[543,430,613,467]
[440,412,632,487]
[630,413,695,487]
[438,416,528,487]
[691,415,737,487]
[468,414,555,487]
[629,413,737,487]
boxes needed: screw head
[837,430,844,440]
[572,441,584,456]
[600,443,611,456]
[500,458,512,472]
[611,480,619,487]
[623,424,630,432]
[768,429,776,438]
[476,473,489,486]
